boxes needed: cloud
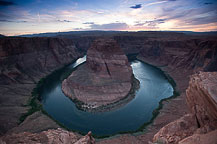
[161,3,217,22]
[0,0,14,6]
[57,20,72,22]
[83,22,95,24]
[157,0,176,1]
[89,23,129,30]
[0,19,27,23]
[144,1,168,7]
[204,2,213,5]
[130,4,142,9]
[185,16,217,25]
[135,19,166,27]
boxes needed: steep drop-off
[186,72,217,131]
[0,37,85,135]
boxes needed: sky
[0,0,217,36]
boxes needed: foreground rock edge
[0,128,95,144]
[153,72,217,144]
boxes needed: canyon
[0,31,217,143]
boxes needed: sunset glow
[0,0,217,36]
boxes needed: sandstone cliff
[0,37,84,135]
[62,39,134,110]
[153,72,217,144]
[138,39,217,72]
[0,37,84,84]
[186,72,217,132]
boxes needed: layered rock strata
[0,37,84,135]
[0,128,95,144]
[153,72,217,144]
[186,72,217,132]
[0,32,217,143]
[62,39,133,110]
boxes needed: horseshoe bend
[62,39,138,111]
[0,31,217,144]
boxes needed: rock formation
[186,72,217,132]
[62,39,134,110]
[179,129,217,144]
[0,37,85,135]
[0,32,217,143]
[0,128,95,144]
[153,72,217,144]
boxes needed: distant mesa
[62,39,138,111]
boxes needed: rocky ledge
[153,72,217,144]
[0,128,95,144]
[62,39,135,111]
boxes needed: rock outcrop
[62,39,134,110]
[153,72,217,144]
[153,114,198,144]
[186,72,217,132]
[0,128,95,144]
[179,129,217,144]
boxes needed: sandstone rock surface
[153,114,198,144]
[153,72,217,144]
[0,128,95,144]
[62,39,133,109]
[186,72,217,130]
[0,37,84,135]
[178,129,217,144]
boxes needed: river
[41,56,173,136]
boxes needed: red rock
[179,129,217,144]
[186,72,217,130]
[153,114,198,144]
[62,39,133,110]
[153,72,217,144]
[0,128,95,144]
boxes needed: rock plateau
[62,39,134,110]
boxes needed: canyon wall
[0,37,85,135]
[0,32,216,143]
[0,37,88,84]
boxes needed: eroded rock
[153,72,217,144]
[178,129,217,144]
[186,72,217,130]
[153,114,198,144]
[62,39,134,110]
[0,128,95,144]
